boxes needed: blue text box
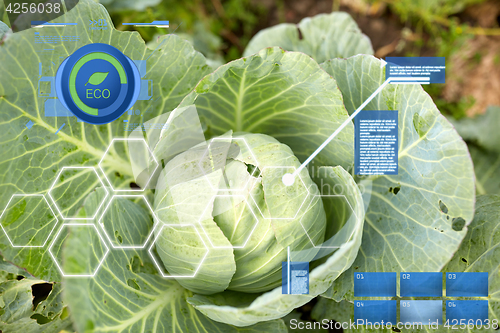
[446,272,488,297]
[400,272,442,297]
[354,300,397,325]
[400,300,442,325]
[386,57,445,83]
[446,300,488,322]
[354,272,397,297]
[282,262,309,295]
[354,111,398,176]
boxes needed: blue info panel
[446,301,488,322]
[400,272,442,297]
[446,272,488,297]
[354,272,397,297]
[354,111,398,176]
[354,301,397,325]
[386,57,446,83]
[281,262,309,295]
[400,300,443,325]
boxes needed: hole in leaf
[452,217,466,231]
[461,257,467,263]
[130,182,141,190]
[30,313,51,325]
[439,200,448,214]
[115,231,123,244]
[128,255,157,274]
[392,327,402,332]
[245,163,260,177]
[31,283,53,310]
[16,275,24,280]
[297,27,303,40]
[389,186,401,194]
[127,278,141,291]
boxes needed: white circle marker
[282,173,295,186]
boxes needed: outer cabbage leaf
[243,12,373,62]
[450,107,500,195]
[468,145,500,195]
[0,256,27,281]
[0,276,72,332]
[0,21,8,39]
[443,194,500,325]
[180,46,354,170]
[187,166,365,326]
[0,0,210,281]
[314,195,500,332]
[450,106,500,154]
[320,55,475,300]
[63,190,288,333]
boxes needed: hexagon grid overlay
[250,166,311,220]
[148,224,208,278]
[0,194,58,248]
[48,166,109,220]
[198,137,260,192]
[98,138,159,192]
[199,194,260,249]
[300,195,358,249]
[49,223,109,277]
[99,195,158,249]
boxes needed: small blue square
[25,120,34,129]
[282,262,309,294]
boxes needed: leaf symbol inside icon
[85,72,109,86]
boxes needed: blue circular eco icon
[55,43,141,125]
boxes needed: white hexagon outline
[199,194,260,249]
[48,223,110,278]
[98,138,159,192]
[48,166,109,220]
[299,194,359,249]
[148,224,209,278]
[198,137,260,192]
[98,194,159,249]
[249,166,311,220]
[0,194,59,248]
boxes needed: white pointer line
[287,246,290,294]
[294,77,392,176]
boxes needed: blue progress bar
[123,21,169,27]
